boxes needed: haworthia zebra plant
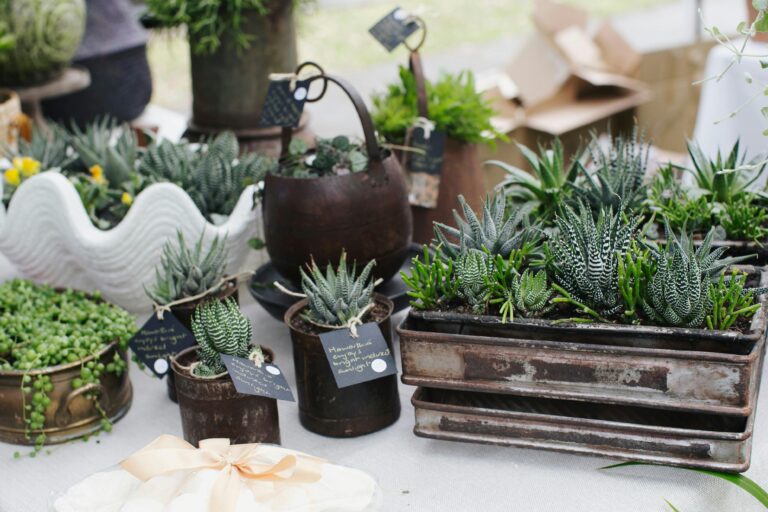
[547,203,640,317]
[146,230,228,305]
[455,249,494,314]
[192,298,259,377]
[68,116,141,187]
[490,268,555,323]
[433,194,539,259]
[300,251,376,327]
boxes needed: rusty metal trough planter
[399,266,768,416]
[412,387,755,472]
[171,346,280,447]
[0,341,132,445]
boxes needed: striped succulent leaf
[511,269,555,318]
[455,249,494,314]
[191,298,254,376]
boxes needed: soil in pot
[171,345,280,446]
[285,294,401,437]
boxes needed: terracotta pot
[263,71,412,284]
[285,293,400,437]
[410,138,484,244]
[0,90,21,153]
[189,2,297,131]
[165,280,240,403]
[171,345,280,446]
[0,341,132,445]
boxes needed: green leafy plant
[3,122,74,170]
[191,298,259,377]
[489,265,554,323]
[401,246,458,311]
[300,251,376,327]
[686,139,765,204]
[719,193,768,244]
[67,117,140,188]
[490,139,580,225]
[547,204,640,318]
[646,164,715,235]
[707,269,768,330]
[371,66,505,146]
[0,279,136,452]
[454,248,494,314]
[433,194,539,259]
[616,242,656,323]
[146,230,229,305]
[276,136,368,179]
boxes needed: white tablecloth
[1,287,768,512]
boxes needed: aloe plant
[686,139,765,204]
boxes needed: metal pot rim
[0,339,118,378]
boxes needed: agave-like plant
[490,267,555,323]
[455,248,494,314]
[146,230,228,305]
[686,139,766,204]
[300,251,376,327]
[68,116,140,187]
[192,298,258,377]
[547,203,640,317]
[433,194,539,259]
[4,122,74,170]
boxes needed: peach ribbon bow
[121,435,323,512]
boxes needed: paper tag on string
[221,355,295,401]
[405,119,446,208]
[369,7,420,52]
[129,313,195,377]
[318,323,397,389]
[258,77,311,128]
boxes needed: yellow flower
[121,192,133,206]
[14,157,41,177]
[4,167,20,186]
[89,165,106,185]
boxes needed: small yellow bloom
[89,164,106,185]
[4,168,20,186]
[18,157,41,177]
[121,192,133,206]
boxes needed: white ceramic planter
[0,172,268,312]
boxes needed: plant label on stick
[369,7,419,52]
[129,313,195,378]
[405,119,446,208]
[258,77,311,128]
[318,323,398,388]
[221,354,295,401]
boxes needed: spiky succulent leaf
[68,116,139,186]
[191,298,254,377]
[455,249,494,314]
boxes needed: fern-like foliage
[68,116,139,187]
[455,249,494,314]
[547,204,640,317]
[300,251,376,327]
[146,230,228,305]
[433,194,539,259]
[192,298,256,377]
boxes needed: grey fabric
[76,0,148,60]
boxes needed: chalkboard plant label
[406,123,446,208]
[129,313,195,377]
[369,7,419,52]
[221,354,295,401]
[318,322,398,389]
[258,77,311,128]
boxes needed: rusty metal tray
[399,267,768,416]
[412,387,755,472]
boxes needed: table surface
[1,286,767,512]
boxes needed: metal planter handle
[54,382,107,427]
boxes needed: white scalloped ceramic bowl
[0,172,268,313]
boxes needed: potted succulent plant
[284,252,400,437]
[263,68,412,284]
[0,279,136,453]
[371,66,504,243]
[146,230,238,402]
[171,298,280,446]
[0,122,270,312]
[0,0,86,86]
[143,0,300,139]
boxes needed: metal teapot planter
[262,64,413,284]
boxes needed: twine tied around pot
[152,270,255,320]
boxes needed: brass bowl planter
[171,345,280,446]
[0,341,132,445]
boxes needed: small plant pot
[0,341,132,445]
[284,293,400,437]
[0,89,21,152]
[171,345,280,446]
[165,280,240,403]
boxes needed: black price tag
[258,78,311,128]
[318,323,398,389]
[129,313,195,377]
[369,7,419,52]
[407,124,446,208]
[221,354,295,402]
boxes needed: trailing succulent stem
[707,270,768,330]
[617,242,656,323]
[401,245,458,310]
[192,298,258,377]
[300,251,376,327]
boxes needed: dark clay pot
[171,346,280,446]
[262,70,412,284]
[165,281,240,403]
[188,2,298,131]
[285,293,400,437]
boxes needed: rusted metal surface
[165,282,239,403]
[263,69,412,284]
[399,267,768,416]
[0,341,132,445]
[285,294,401,437]
[412,387,755,473]
[171,346,280,447]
